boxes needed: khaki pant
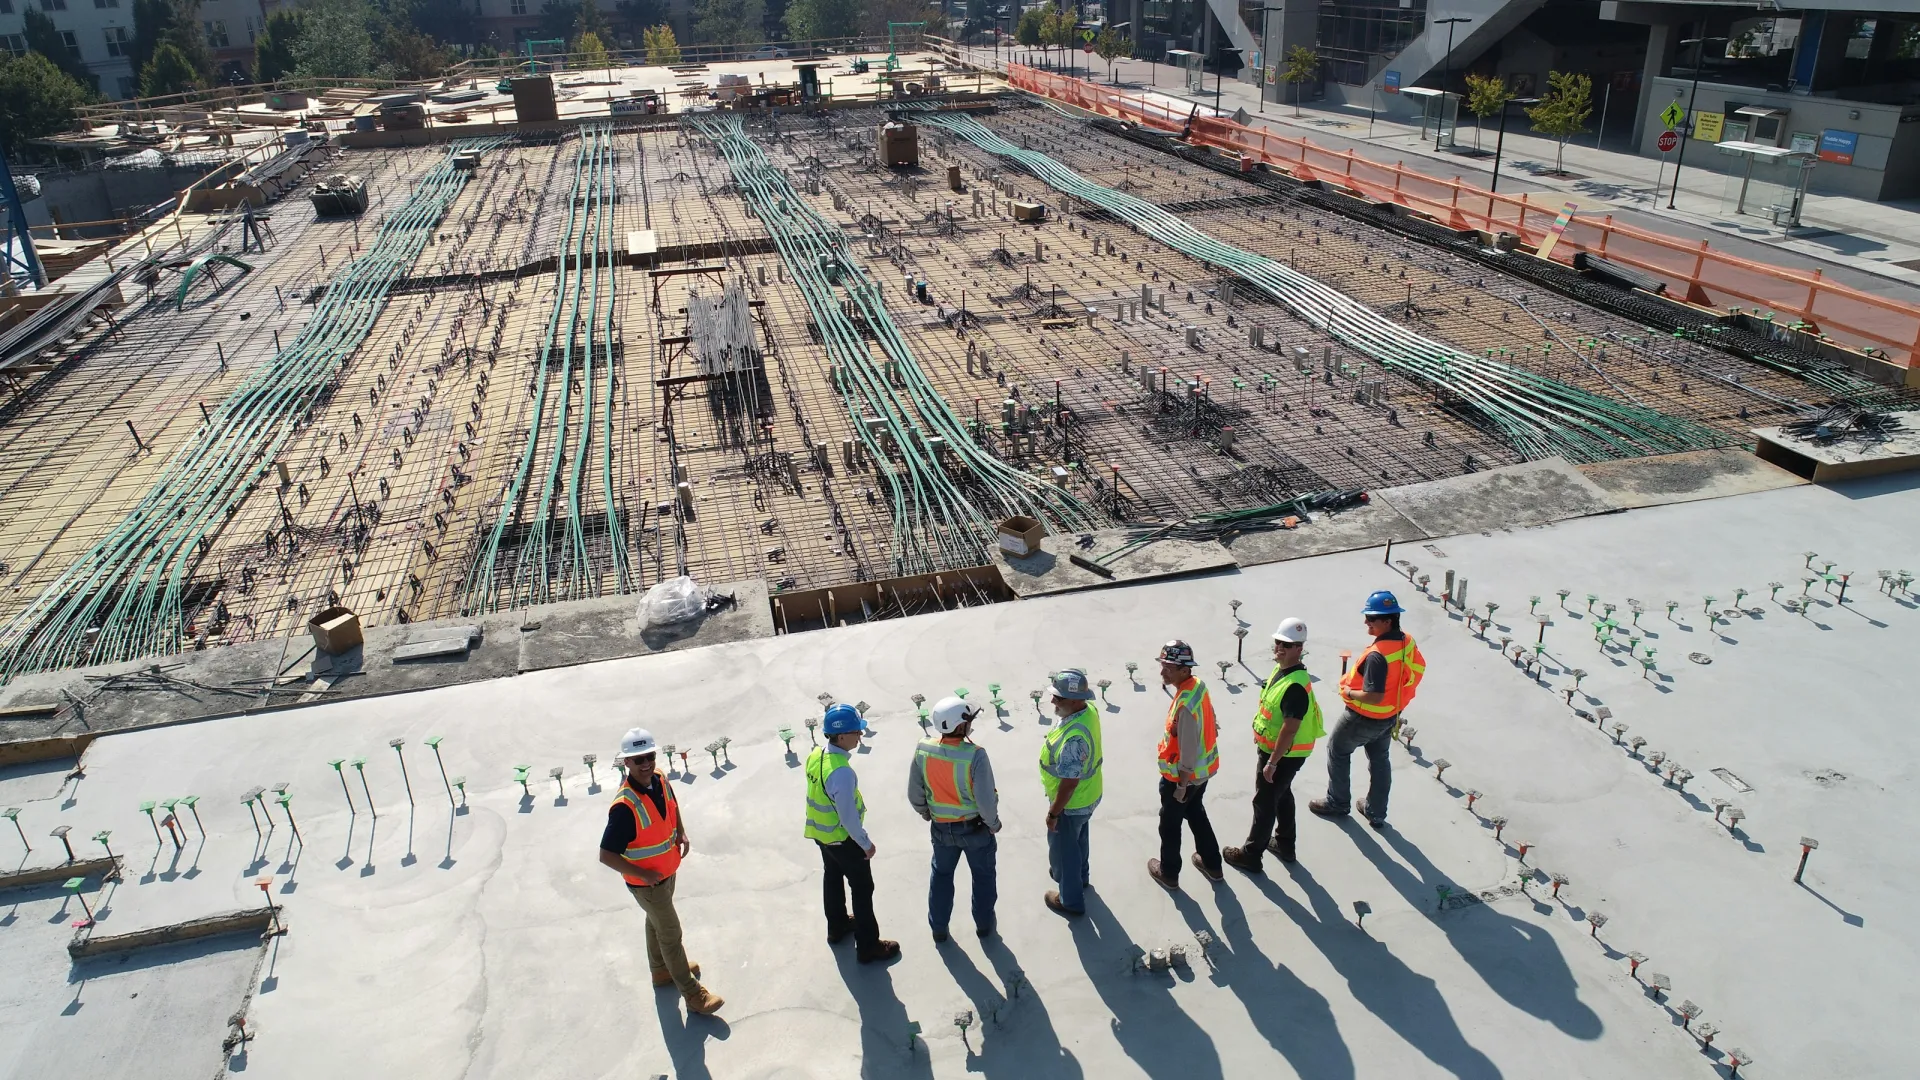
[627,874,697,994]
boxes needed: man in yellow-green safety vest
[1039,668,1102,917]
[1224,618,1325,873]
[805,703,900,965]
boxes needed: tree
[573,0,609,44]
[1042,3,1076,72]
[132,0,173,79]
[1282,44,1317,116]
[254,10,304,83]
[784,0,858,43]
[573,29,611,73]
[1093,25,1128,82]
[1462,71,1511,151]
[396,0,477,46]
[294,0,377,79]
[613,0,665,47]
[382,26,450,79]
[537,1,582,44]
[141,41,203,96]
[0,51,91,152]
[22,10,90,88]
[642,24,681,64]
[690,0,764,49]
[159,0,215,83]
[1525,69,1592,175]
[1014,6,1042,51]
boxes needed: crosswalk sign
[1661,101,1685,129]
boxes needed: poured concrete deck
[2,473,1916,1079]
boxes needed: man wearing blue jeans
[908,696,1001,941]
[1040,669,1103,916]
[1312,590,1426,829]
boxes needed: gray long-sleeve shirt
[1171,678,1205,782]
[906,739,1001,830]
[823,744,872,850]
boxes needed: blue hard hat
[1363,590,1404,616]
[822,703,866,736]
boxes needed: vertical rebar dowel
[329,760,354,814]
[352,759,376,818]
[390,739,415,805]
[427,737,454,804]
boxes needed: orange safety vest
[612,777,683,886]
[1340,634,1426,720]
[914,736,980,822]
[1156,677,1219,782]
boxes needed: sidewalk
[962,47,1920,302]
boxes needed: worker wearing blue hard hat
[804,702,900,964]
[1310,590,1427,829]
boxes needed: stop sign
[1657,129,1679,153]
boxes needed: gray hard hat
[1049,668,1096,700]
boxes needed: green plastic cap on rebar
[425,736,443,748]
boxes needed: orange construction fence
[1005,64,1920,371]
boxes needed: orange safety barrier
[1004,64,1920,371]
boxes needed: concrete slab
[517,577,774,673]
[1577,448,1807,509]
[997,527,1238,597]
[1222,499,1427,567]
[1753,412,1920,482]
[300,610,525,704]
[0,478,1913,1079]
[1374,458,1618,537]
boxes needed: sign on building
[1691,111,1724,142]
[1817,129,1858,165]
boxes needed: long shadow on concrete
[1069,893,1223,1080]
[1348,822,1603,1041]
[937,937,1084,1078]
[651,991,729,1080]
[834,948,935,1080]
[1268,863,1502,1079]
[1211,879,1357,1079]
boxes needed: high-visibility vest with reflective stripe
[803,746,865,843]
[1341,634,1426,719]
[612,778,682,886]
[1253,665,1325,757]
[1157,678,1219,781]
[914,737,980,822]
[1039,705,1103,811]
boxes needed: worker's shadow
[1267,864,1502,1079]
[834,950,934,1080]
[652,990,729,1080]
[937,938,1083,1078]
[1346,823,1604,1041]
[1070,894,1224,1080]
[1210,879,1356,1080]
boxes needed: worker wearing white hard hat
[907,696,1002,941]
[1224,618,1326,873]
[596,727,723,1016]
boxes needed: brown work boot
[652,962,701,988]
[1191,852,1224,883]
[683,984,724,1015]
[1308,798,1351,818]
[1044,890,1082,917]
[1222,845,1263,874]
[1147,858,1179,889]
[857,940,902,964]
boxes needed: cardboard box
[308,606,364,654]
[510,75,558,123]
[996,516,1046,558]
[1010,201,1045,222]
[877,122,920,167]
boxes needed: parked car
[749,45,790,59]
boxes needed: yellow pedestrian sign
[1661,101,1685,130]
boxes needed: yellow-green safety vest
[1039,705,1103,811]
[803,746,865,843]
[1253,666,1325,757]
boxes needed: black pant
[818,839,880,952]
[1247,750,1306,861]
[1158,777,1221,880]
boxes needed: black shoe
[827,928,853,945]
[1191,851,1224,883]
[976,924,995,939]
[1308,798,1350,818]
[932,928,950,943]
[1368,817,1389,831]
[1266,837,1297,863]
[858,940,902,964]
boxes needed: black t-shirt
[599,775,670,853]
[1358,630,1406,694]
[1271,663,1310,720]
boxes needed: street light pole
[1433,16,1470,149]
[1667,33,1727,210]
[1489,95,1540,194]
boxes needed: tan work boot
[652,962,701,988]
[684,984,725,1015]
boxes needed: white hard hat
[930,696,979,735]
[616,727,658,760]
[1273,617,1309,644]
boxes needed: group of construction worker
[598,588,1426,1017]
